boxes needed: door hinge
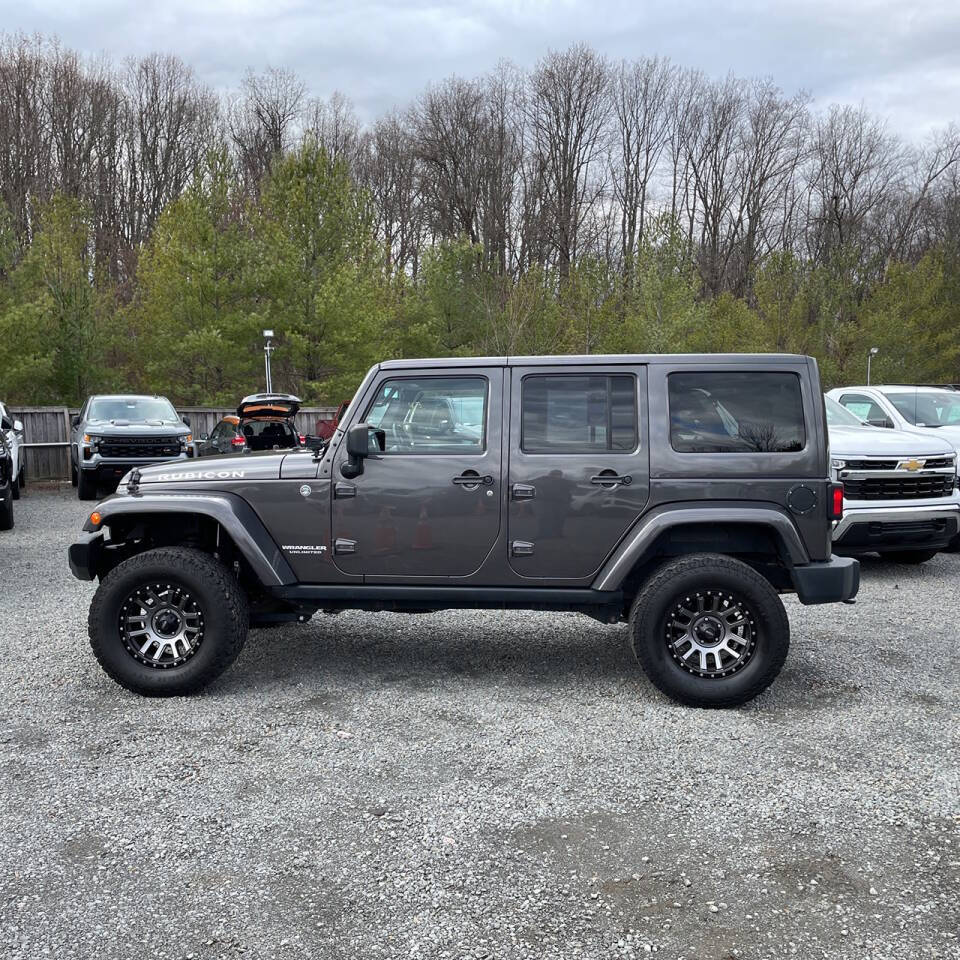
[510,540,535,557]
[334,538,357,555]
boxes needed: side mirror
[71,415,81,428]
[181,415,191,427]
[341,423,369,478]
[199,433,209,441]
[13,420,23,433]
[867,418,893,429]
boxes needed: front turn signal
[89,511,102,528]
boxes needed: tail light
[299,434,306,445]
[829,482,844,520]
[231,436,246,448]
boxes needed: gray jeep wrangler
[68,355,859,707]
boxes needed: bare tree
[610,56,673,274]
[525,45,611,278]
[305,91,361,169]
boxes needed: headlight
[83,434,101,445]
[831,458,846,470]
[181,434,193,446]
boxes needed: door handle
[334,538,357,555]
[511,483,536,501]
[452,474,494,487]
[334,482,356,498]
[511,540,535,557]
[590,473,633,487]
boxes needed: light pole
[867,346,879,385]
[263,329,275,393]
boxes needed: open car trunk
[236,393,301,419]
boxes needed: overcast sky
[3,0,958,141]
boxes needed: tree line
[1,33,959,406]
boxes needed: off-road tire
[0,487,13,530]
[882,549,938,564]
[70,461,78,487]
[629,553,790,708]
[88,547,249,696]
[11,473,19,500]
[77,468,98,500]
[18,465,25,489]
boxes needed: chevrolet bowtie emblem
[899,458,925,472]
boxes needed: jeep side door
[506,365,650,580]
[330,369,503,578]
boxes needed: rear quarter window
[669,372,806,453]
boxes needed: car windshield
[825,396,867,427]
[882,390,960,427]
[87,397,179,423]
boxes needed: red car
[316,400,350,441]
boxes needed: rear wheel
[77,468,98,500]
[88,547,249,696]
[881,549,938,564]
[629,553,789,708]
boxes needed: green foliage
[2,171,960,408]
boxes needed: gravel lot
[1,488,958,960]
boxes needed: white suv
[0,401,25,500]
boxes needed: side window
[840,394,893,427]
[521,375,637,453]
[669,372,805,453]
[364,377,487,454]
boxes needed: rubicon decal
[152,469,247,481]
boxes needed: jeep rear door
[330,368,503,578]
[507,364,650,580]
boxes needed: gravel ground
[0,488,958,960]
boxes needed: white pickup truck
[825,396,960,563]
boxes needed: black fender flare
[592,501,810,591]
[85,491,297,586]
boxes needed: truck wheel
[882,549,938,564]
[629,553,789,708]
[11,473,19,500]
[77,469,98,500]
[18,465,25,490]
[71,461,78,487]
[0,490,13,530]
[88,547,249,696]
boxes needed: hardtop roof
[379,353,812,370]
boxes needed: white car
[827,385,960,451]
[0,401,25,500]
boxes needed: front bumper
[79,451,191,477]
[791,556,860,605]
[833,503,960,554]
[68,531,104,581]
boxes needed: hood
[85,421,191,437]
[132,450,286,485]
[237,393,300,419]
[828,423,956,458]
[892,422,960,454]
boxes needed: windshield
[882,390,960,427]
[825,396,867,427]
[87,397,179,423]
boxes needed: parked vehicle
[316,400,350,441]
[0,431,14,530]
[0,401,25,499]
[196,394,302,457]
[825,396,959,563]
[69,353,859,707]
[70,395,193,501]
[828,385,960,448]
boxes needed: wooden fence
[10,405,338,481]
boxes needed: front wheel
[88,547,249,696]
[0,487,13,530]
[629,553,789,708]
[77,468,98,500]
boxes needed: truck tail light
[829,482,844,520]
[299,434,306,445]
[231,436,246,448]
